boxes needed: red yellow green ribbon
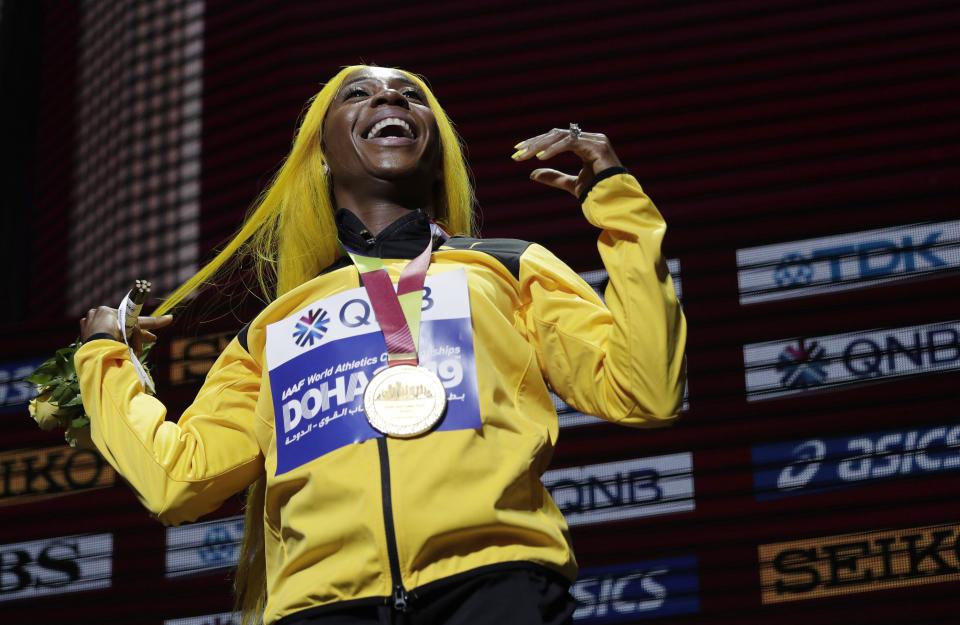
[343,238,433,367]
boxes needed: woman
[77,65,686,625]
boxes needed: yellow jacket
[75,171,686,624]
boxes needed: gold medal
[364,365,447,437]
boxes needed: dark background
[1,0,958,623]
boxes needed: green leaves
[27,340,81,386]
[24,358,60,386]
[49,383,71,404]
[27,339,156,438]
[63,394,84,407]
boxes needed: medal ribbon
[343,237,433,367]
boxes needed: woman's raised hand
[80,306,173,355]
[511,126,623,198]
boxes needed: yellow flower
[28,389,63,431]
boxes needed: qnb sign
[752,424,960,500]
[165,515,243,578]
[0,533,112,602]
[560,261,686,429]
[743,320,960,401]
[736,219,960,304]
[542,453,694,526]
[759,522,960,604]
[572,556,700,623]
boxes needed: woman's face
[322,68,441,192]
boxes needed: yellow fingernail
[536,150,546,158]
[513,142,525,149]
[511,148,527,160]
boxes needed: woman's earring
[323,163,331,177]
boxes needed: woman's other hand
[80,306,173,355]
[511,126,623,198]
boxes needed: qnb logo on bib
[265,269,482,474]
[293,308,330,347]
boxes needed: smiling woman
[322,68,445,236]
[72,65,687,625]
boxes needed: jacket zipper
[364,223,421,612]
[377,437,410,612]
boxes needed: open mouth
[363,117,417,143]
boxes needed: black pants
[284,567,577,625]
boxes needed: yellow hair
[153,64,474,317]
[149,66,475,625]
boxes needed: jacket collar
[334,208,444,259]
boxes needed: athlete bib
[265,269,482,474]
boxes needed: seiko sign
[743,320,960,401]
[752,424,960,500]
[165,515,243,578]
[0,357,45,413]
[559,262,686,429]
[572,556,700,623]
[165,613,239,625]
[737,219,960,304]
[0,446,116,506]
[0,533,112,602]
[542,453,694,526]
[759,522,960,604]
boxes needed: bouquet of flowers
[25,340,155,449]
[25,280,157,449]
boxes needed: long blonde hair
[151,65,475,625]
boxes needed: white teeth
[366,118,414,139]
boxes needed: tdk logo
[752,424,960,500]
[773,253,814,287]
[774,231,946,287]
[743,321,960,401]
[737,220,960,303]
[572,557,699,622]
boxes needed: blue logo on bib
[293,308,330,347]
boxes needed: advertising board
[737,220,960,304]
[542,453,695,526]
[759,522,960,603]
